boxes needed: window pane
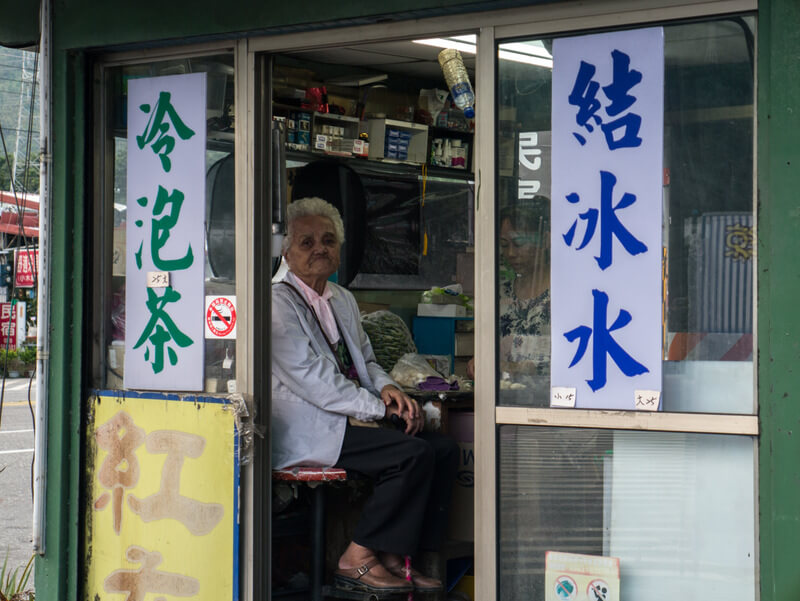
[499,425,756,600]
[496,17,755,413]
[101,54,236,391]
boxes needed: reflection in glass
[498,196,551,402]
[102,54,236,391]
[496,16,755,413]
[499,426,755,601]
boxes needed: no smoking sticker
[205,296,237,339]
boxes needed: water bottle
[437,49,475,119]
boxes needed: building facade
[0,0,797,599]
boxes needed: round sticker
[587,579,610,601]
[206,297,236,337]
[554,575,577,600]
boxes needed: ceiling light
[413,35,552,68]
[326,73,388,87]
[412,37,477,54]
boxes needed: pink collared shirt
[290,272,340,343]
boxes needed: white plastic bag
[389,352,443,388]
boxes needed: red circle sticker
[206,297,237,338]
[587,579,610,601]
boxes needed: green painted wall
[757,1,800,600]
[33,46,86,600]
[52,0,551,50]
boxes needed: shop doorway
[262,35,479,601]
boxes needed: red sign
[205,296,237,339]
[15,248,39,288]
[0,302,18,350]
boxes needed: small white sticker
[634,389,661,411]
[550,386,577,408]
[227,379,237,394]
[146,271,170,288]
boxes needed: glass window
[100,54,236,392]
[496,17,755,413]
[499,425,756,600]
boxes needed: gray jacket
[271,272,396,468]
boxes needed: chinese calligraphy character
[564,289,649,391]
[128,430,224,536]
[519,132,543,171]
[518,180,542,199]
[568,61,603,145]
[568,50,643,150]
[562,170,647,270]
[147,272,170,287]
[134,186,194,271]
[104,546,200,601]
[599,50,643,149]
[635,393,659,408]
[133,287,194,374]
[724,223,754,261]
[94,412,146,535]
[136,91,196,172]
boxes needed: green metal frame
[757,1,800,600]
[33,49,86,601]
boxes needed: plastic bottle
[437,48,475,119]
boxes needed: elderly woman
[272,197,458,594]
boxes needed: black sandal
[334,558,414,594]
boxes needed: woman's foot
[379,552,443,592]
[335,543,413,593]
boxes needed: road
[0,377,36,587]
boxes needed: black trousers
[334,422,459,557]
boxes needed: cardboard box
[447,411,474,542]
[454,332,474,356]
[447,441,474,542]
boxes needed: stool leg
[311,484,326,601]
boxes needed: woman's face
[284,214,341,284]
[500,217,549,274]
[500,218,532,274]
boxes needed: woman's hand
[381,385,423,435]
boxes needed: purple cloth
[416,376,459,391]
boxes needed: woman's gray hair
[282,197,346,253]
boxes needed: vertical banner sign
[0,302,23,350]
[551,29,664,410]
[86,392,239,601]
[14,248,38,288]
[125,73,206,391]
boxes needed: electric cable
[0,46,40,503]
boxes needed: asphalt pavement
[0,377,36,586]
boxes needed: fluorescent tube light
[413,35,552,68]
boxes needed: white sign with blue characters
[550,28,664,409]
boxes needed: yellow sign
[85,391,238,601]
[545,551,619,601]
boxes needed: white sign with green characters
[124,73,206,390]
